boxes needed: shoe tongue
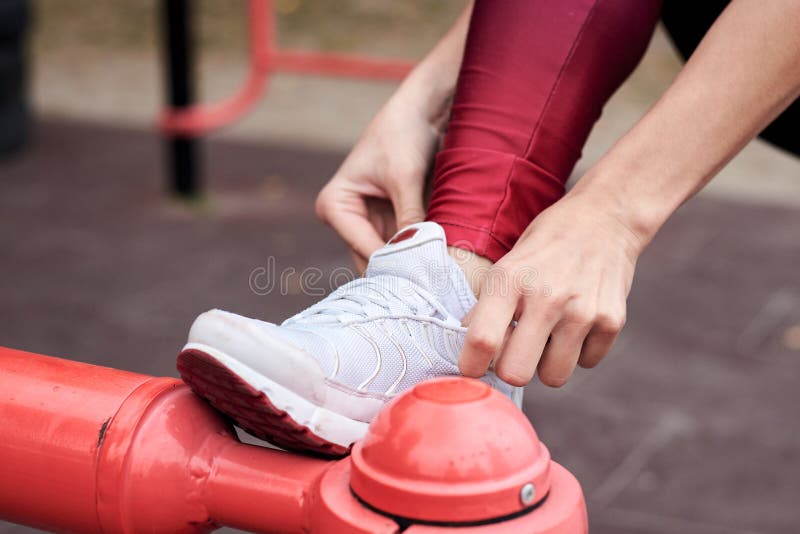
[365,222,476,320]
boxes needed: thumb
[390,179,426,229]
[317,186,385,260]
[349,248,368,275]
[326,207,385,262]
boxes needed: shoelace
[283,275,452,325]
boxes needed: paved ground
[1,119,799,533]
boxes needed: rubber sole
[177,346,360,457]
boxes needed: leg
[427,0,663,264]
[176,0,663,456]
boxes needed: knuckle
[565,306,595,327]
[544,289,570,310]
[486,262,514,286]
[539,306,560,326]
[466,331,502,355]
[596,309,626,333]
[480,264,515,297]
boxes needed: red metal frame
[159,0,415,136]
[0,346,587,533]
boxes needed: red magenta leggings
[426,0,663,262]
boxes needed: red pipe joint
[0,347,587,533]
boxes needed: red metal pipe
[270,50,415,80]
[0,347,586,533]
[0,347,333,533]
[0,349,148,533]
[159,0,415,136]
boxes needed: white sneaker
[177,222,522,455]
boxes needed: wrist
[568,165,674,250]
[391,63,456,131]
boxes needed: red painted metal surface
[159,0,415,136]
[351,378,588,533]
[351,378,552,523]
[0,347,332,533]
[0,349,148,533]
[403,463,588,534]
[0,347,586,533]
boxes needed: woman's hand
[459,190,644,387]
[315,3,472,271]
[315,94,442,271]
[457,0,800,388]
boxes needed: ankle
[447,246,493,297]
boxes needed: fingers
[578,310,625,368]
[462,288,626,387]
[349,249,368,275]
[490,283,626,387]
[459,282,518,378]
[389,178,426,229]
[316,186,385,260]
[579,277,627,369]
[493,314,553,387]
[537,312,594,387]
[364,196,398,242]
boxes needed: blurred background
[1,1,798,533]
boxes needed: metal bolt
[520,483,536,505]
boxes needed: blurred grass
[32,0,466,59]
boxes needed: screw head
[520,483,536,505]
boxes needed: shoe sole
[177,343,369,457]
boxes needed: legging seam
[488,0,601,241]
[522,0,601,160]
[487,157,518,242]
[437,146,565,185]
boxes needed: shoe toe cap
[186,309,327,403]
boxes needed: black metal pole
[162,0,199,197]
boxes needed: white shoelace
[283,275,453,326]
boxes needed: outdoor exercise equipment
[160,0,415,196]
[0,346,587,533]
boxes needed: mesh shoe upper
[261,222,518,401]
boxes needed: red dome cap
[350,377,552,523]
